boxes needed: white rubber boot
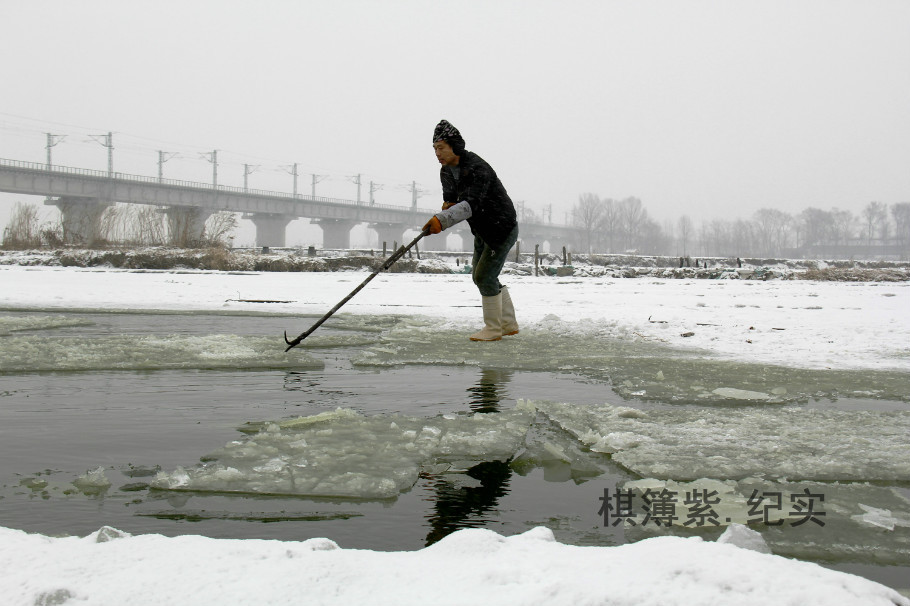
[470,293,503,341]
[501,286,519,336]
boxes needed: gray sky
[2,0,908,245]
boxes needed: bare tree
[203,212,238,248]
[677,215,693,257]
[753,208,791,256]
[892,202,910,257]
[572,193,604,253]
[830,209,855,248]
[619,197,646,252]
[132,205,167,245]
[2,202,42,248]
[861,201,888,245]
[799,208,835,252]
[601,198,619,252]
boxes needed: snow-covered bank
[2,524,906,606]
[2,247,909,281]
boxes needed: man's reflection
[466,368,513,414]
[424,368,514,545]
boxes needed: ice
[511,417,610,481]
[716,523,772,554]
[0,314,94,335]
[152,403,536,498]
[614,477,910,564]
[531,399,910,481]
[350,320,910,404]
[852,504,910,532]
[0,334,323,371]
[711,387,772,401]
[72,467,111,496]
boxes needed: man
[423,119,519,341]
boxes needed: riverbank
[2,246,908,281]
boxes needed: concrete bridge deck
[0,157,579,249]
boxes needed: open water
[0,309,907,591]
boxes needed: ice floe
[530,400,910,481]
[152,404,536,498]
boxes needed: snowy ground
[1,263,909,605]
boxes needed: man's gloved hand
[423,216,442,234]
[442,202,456,210]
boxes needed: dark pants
[471,225,518,297]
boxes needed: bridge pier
[44,196,111,245]
[313,218,358,249]
[162,206,213,247]
[369,222,406,249]
[245,213,293,248]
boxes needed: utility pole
[369,181,383,206]
[349,174,362,204]
[45,133,66,169]
[243,164,259,192]
[89,132,114,177]
[311,173,327,198]
[157,150,178,182]
[408,181,428,209]
[201,150,218,188]
[283,163,299,197]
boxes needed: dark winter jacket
[439,150,518,248]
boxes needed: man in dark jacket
[423,120,519,341]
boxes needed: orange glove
[441,202,456,210]
[423,216,442,234]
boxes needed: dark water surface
[0,310,907,592]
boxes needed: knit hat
[433,119,465,156]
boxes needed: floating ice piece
[716,523,772,554]
[851,504,910,532]
[72,467,111,496]
[711,387,771,401]
[619,478,784,528]
[153,404,536,499]
[531,400,910,481]
[92,526,130,543]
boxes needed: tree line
[568,194,910,260]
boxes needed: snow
[1,263,909,604]
[1,524,906,606]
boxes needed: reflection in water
[425,368,514,545]
[466,368,513,414]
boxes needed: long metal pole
[284,228,429,351]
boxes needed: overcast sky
[2,0,908,243]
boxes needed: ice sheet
[530,400,910,481]
[152,403,536,498]
[351,320,910,404]
[4,267,908,373]
[0,333,323,371]
[618,478,910,565]
[0,314,94,335]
